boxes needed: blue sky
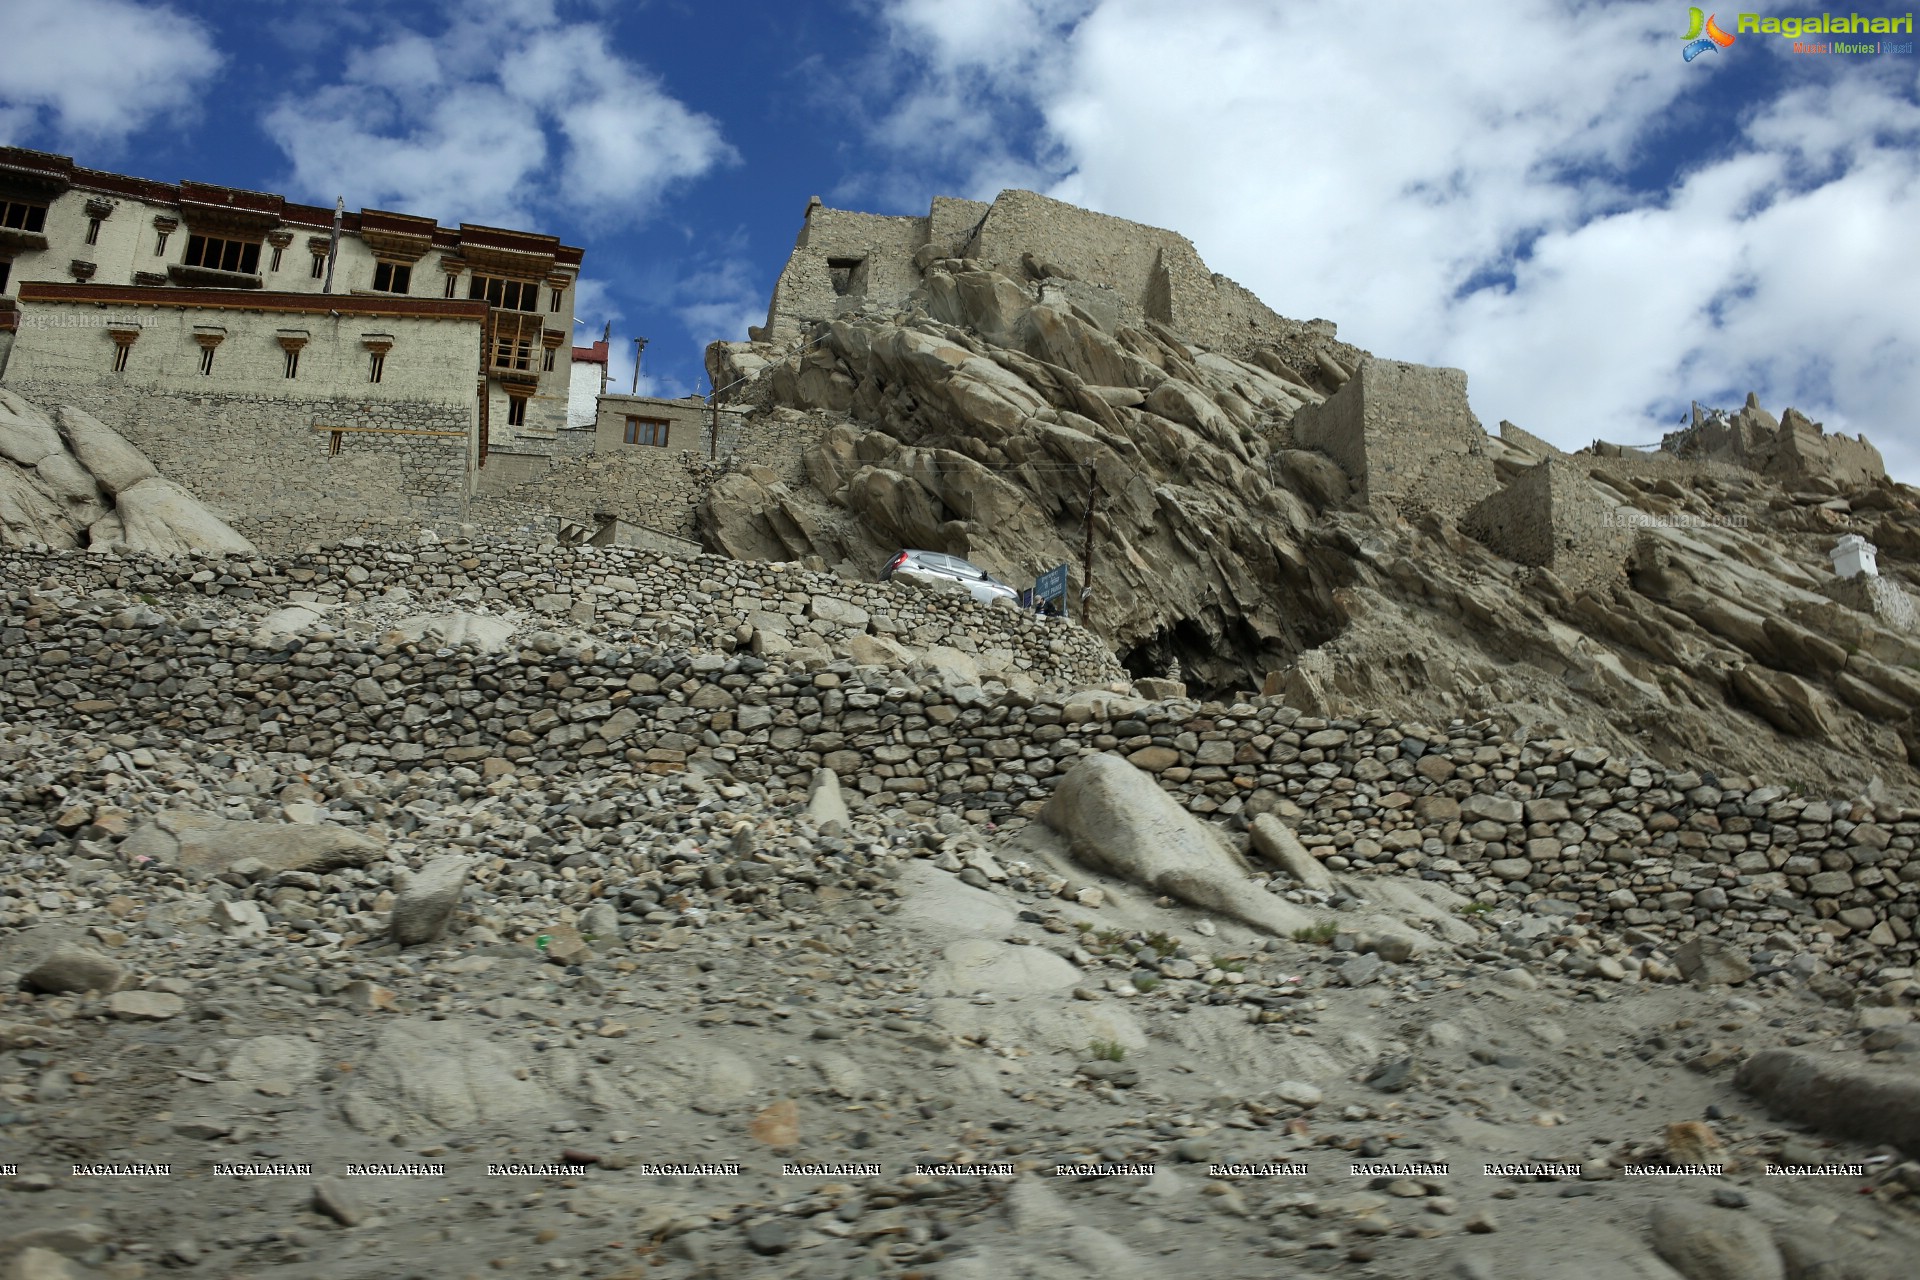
[3,0,1917,481]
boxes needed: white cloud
[674,258,770,351]
[0,0,222,151]
[863,0,1920,482]
[262,2,734,229]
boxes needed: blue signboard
[1033,564,1069,618]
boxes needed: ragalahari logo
[1683,8,1738,58]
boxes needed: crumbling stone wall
[1291,358,1500,522]
[760,201,930,344]
[1462,458,1634,592]
[1665,395,1887,490]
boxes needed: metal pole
[631,337,647,395]
[322,197,343,295]
[1082,461,1097,627]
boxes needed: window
[198,345,215,376]
[372,262,411,294]
[310,252,327,280]
[470,275,539,311]
[284,347,300,379]
[507,395,528,427]
[624,416,669,446]
[183,234,261,275]
[155,230,170,256]
[549,286,563,311]
[85,218,102,246]
[0,261,9,295]
[1,201,47,233]
[269,245,283,272]
[111,343,130,373]
[491,333,535,372]
[827,256,865,296]
[444,273,458,299]
[542,346,556,372]
[368,351,386,383]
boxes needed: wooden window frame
[507,394,529,427]
[623,416,669,446]
[183,233,261,275]
[470,275,539,312]
[368,351,386,383]
[372,261,412,294]
[1,200,48,233]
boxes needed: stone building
[757,189,1322,359]
[593,392,743,456]
[0,145,588,549]
[1289,358,1501,523]
[3,283,485,549]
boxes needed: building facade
[0,145,584,463]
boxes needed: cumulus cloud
[262,0,735,229]
[0,0,222,151]
[862,0,1920,480]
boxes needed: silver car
[880,550,1018,605]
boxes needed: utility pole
[599,321,610,396]
[631,337,647,395]
[709,378,720,461]
[1082,461,1098,628]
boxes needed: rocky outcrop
[0,390,254,556]
[699,205,1919,801]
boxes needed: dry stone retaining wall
[3,541,1917,983]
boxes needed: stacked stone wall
[2,557,1915,969]
[462,407,824,549]
[0,539,1128,691]
[2,378,470,550]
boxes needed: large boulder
[119,812,383,879]
[0,401,64,467]
[389,856,472,947]
[0,465,77,548]
[1247,813,1333,890]
[102,477,255,557]
[1647,1202,1784,1280]
[55,405,156,495]
[1041,753,1315,937]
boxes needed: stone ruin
[1665,392,1887,490]
[756,188,1355,368]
